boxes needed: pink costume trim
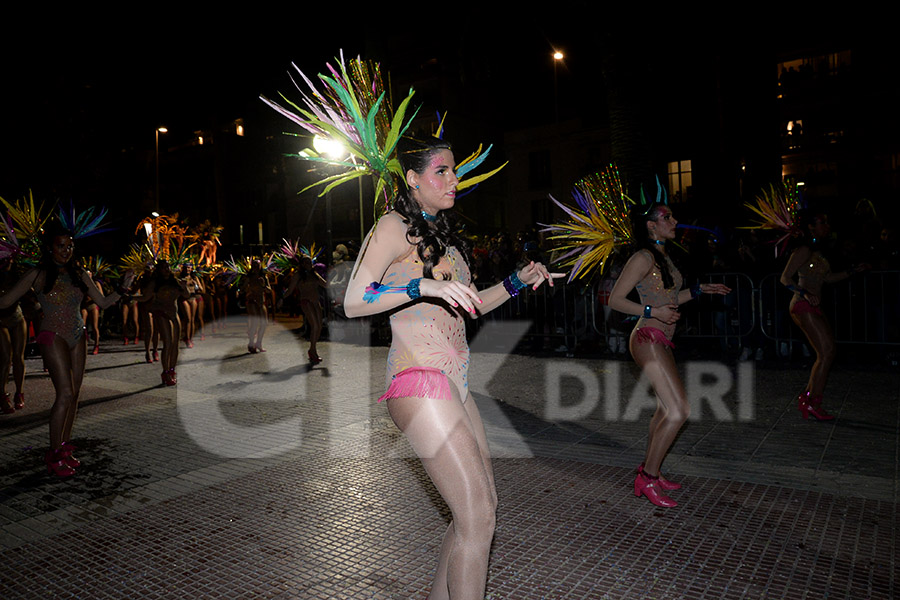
[634,326,675,349]
[790,299,824,317]
[378,367,452,402]
[36,331,57,346]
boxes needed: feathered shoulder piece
[540,164,637,282]
[742,180,803,256]
[261,51,507,216]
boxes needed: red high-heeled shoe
[1,393,14,414]
[59,441,81,469]
[92,344,100,355]
[45,449,76,478]
[162,367,178,385]
[13,392,24,410]
[308,350,322,364]
[638,463,681,491]
[798,391,835,421]
[152,350,159,362]
[634,471,677,507]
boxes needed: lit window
[667,160,692,203]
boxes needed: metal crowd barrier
[469,271,900,353]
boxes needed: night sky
[0,14,874,210]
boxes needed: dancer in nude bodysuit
[0,222,133,476]
[609,203,730,507]
[343,137,560,599]
[780,212,867,420]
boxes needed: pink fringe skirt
[790,299,824,317]
[634,327,675,349]
[378,367,452,402]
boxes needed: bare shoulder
[372,212,408,237]
[628,249,655,272]
[369,212,414,253]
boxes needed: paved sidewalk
[0,316,897,598]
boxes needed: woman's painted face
[409,149,459,217]
[51,235,75,265]
[649,207,678,240]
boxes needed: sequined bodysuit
[383,246,471,401]
[790,250,830,313]
[632,249,683,342]
[36,270,85,349]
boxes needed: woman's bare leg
[0,328,11,397]
[88,307,100,350]
[790,312,836,397]
[630,338,690,477]
[194,298,204,339]
[63,337,87,441]
[180,300,193,344]
[10,317,26,397]
[40,336,79,449]
[387,393,497,600]
[300,302,321,355]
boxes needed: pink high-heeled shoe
[634,471,677,507]
[638,463,681,491]
[13,392,24,410]
[59,441,81,469]
[798,391,835,421]
[1,393,14,415]
[45,449,76,478]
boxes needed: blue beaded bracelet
[503,271,527,297]
[406,278,422,300]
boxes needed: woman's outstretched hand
[700,283,731,295]
[418,279,483,315]
[518,261,565,290]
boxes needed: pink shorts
[378,367,451,402]
[791,299,824,317]
[634,327,675,349]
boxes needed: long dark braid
[632,203,676,289]
[394,136,471,280]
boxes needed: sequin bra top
[633,250,683,340]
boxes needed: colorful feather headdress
[82,255,119,283]
[272,238,322,272]
[58,201,113,239]
[222,253,278,286]
[741,181,804,256]
[120,243,157,273]
[261,51,507,216]
[0,190,52,264]
[540,165,637,282]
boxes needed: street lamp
[552,51,564,123]
[312,136,347,264]
[155,127,168,212]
